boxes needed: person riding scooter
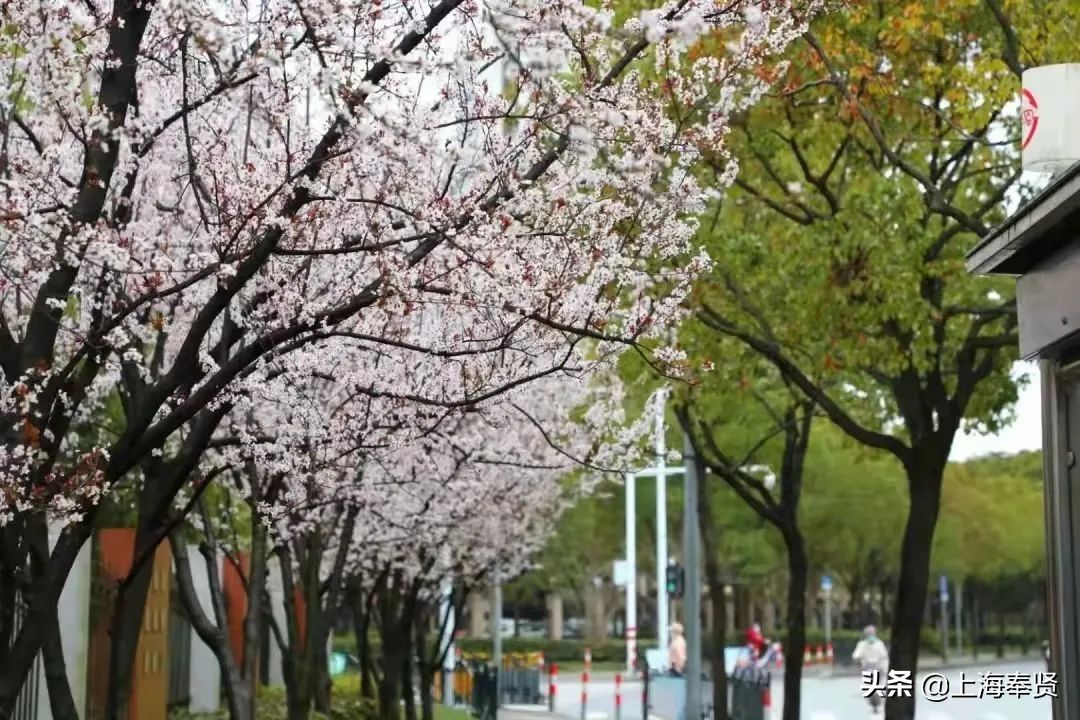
[853,625,889,715]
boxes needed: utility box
[967,161,1080,720]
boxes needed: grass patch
[434,705,474,720]
[554,661,627,673]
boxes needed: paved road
[544,661,1052,720]
[786,660,1052,720]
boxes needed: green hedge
[456,638,644,663]
[332,626,1011,664]
[169,684,378,720]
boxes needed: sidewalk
[801,650,1043,677]
[499,705,576,720]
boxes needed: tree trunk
[884,470,943,720]
[379,579,406,720]
[402,645,417,720]
[879,582,889,630]
[0,523,91,717]
[242,520,268,718]
[996,612,1005,659]
[172,536,252,720]
[417,609,435,720]
[970,589,978,661]
[42,609,79,720]
[104,498,164,720]
[278,545,307,720]
[780,531,808,720]
[354,585,376,700]
[697,470,728,720]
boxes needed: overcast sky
[949,361,1042,461]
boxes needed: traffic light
[666,561,684,599]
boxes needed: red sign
[1022,88,1039,150]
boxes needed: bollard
[803,646,812,666]
[762,686,772,720]
[825,642,834,665]
[549,663,558,713]
[615,673,622,720]
[580,669,589,720]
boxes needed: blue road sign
[821,574,832,592]
[939,574,949,602]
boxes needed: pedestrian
[668,622,687,677]
[853,625,889,715]
[746,622,766,658]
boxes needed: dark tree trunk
[697,465,728,720]
[42,609,79,720]
[104,480,165,720]
[242,520,268,717]
[278,545,307,720]
[402,646,417,720]
[884,468,944,720]
[970,588,978,660]
[0,523,91,717]
[172,535,252,720]
[415,603,437,720]
[378,578,406,720]
[996,612,1006,658]
[354,585,375,700]
[780,531,807,720]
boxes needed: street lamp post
[683,432,702,720]
[624,415,684,667]
[625,472,637,674]
[492,562,502,707]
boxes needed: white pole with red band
[625,472,637,675]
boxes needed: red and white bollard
[548,663,558,713]
[825,642,834,665]
[815,645,825,663]
[626,626,637,675]
[774,643,784,670]
[581,645,591,720]
[762,686,772,719]
[803,646,813,666]
[580,668,589,720]
[614,673,622,720]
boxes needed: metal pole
[440,573,456,705]
[656,414,669,663]
[824,589,832,648]
[626,473,637,675]
[493,563,503,707]
[955,578,963,655]
[683,432,702,720]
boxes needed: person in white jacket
[853,625,889,715]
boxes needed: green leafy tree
[688,4,1078,717]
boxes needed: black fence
[450,661,542,718]
[639,647,769,720]
[729,667,770,720]
[11,598,40,720]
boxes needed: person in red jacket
[745,623,767,659]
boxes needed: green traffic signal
[666,563,684,598]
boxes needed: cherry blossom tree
[0,0,815,710]
[168,366,648,720]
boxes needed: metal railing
[10,597,40,720]
[729,666,770,720]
